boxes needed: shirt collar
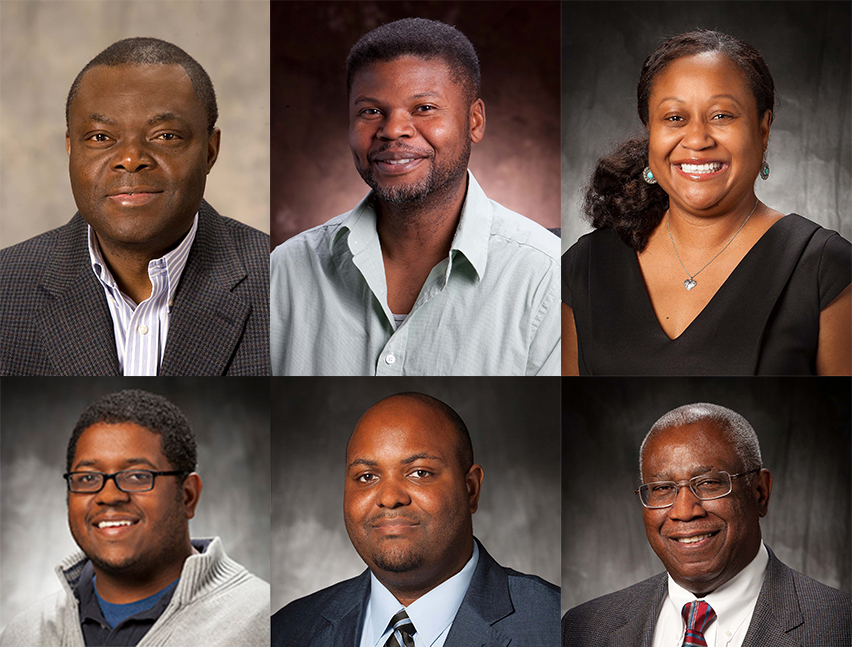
[367,540,480,647]
[333,170,492,281]
[87,213,199,306]
[666,541,769,635]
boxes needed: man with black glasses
[562,402,851,647]
[0,390,269,646]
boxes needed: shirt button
[726,631,732,638]
[138,325,149,335]
[385,354,396,365]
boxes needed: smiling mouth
[96,520,137,529]
[676,162,724,174]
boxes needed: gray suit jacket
[272,540,560,647]
[0,201,270,375]
[562,547,852,647]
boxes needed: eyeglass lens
[67,470,155,492]
[641,471,732,507]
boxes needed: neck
[91,542,196,604]
[375,175,468,264]
[666,194,760,250]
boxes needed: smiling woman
[562,29,852,376]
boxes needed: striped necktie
[384,609,416,647]
[681,600,716,647]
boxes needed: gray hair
[639,403,762,478]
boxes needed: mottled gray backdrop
[561,377,851,614]
[271,0,560,247]
[271,377,561,612]
[0,0,270,249]
[0,377,270,632]
[561,1,852,253]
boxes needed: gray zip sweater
[0,537,269,646]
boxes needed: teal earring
[759,153,770,180]
[642,166,657,185]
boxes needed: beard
[369,543,425,573]
[355,138,471,205]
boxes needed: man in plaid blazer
[562,403,851,647]
[0,37,269,376]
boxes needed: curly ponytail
[583,137,668,252]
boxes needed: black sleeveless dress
[562,215,851,375]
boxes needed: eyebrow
[352,92,444,105]
[86,113,118,126]
[72,457,159,471]
[147,112,186,126]
[346,453,445,470]
[647,465,716,481]
[656,94,744,106]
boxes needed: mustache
[366,512,422,526]
[367,145,433,163]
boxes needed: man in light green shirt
[270,18,560,376]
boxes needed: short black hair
[66,37,218,133]
[346,18,481,106]
[67,390,197,475]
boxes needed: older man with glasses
[0,389,269,647]
[562,402,851,647]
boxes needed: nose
[112,137,155,172]
[681,119,714,151]
[667,483,707,521]
[377,109,415,140]
[375,476,411,509]
[94,477,131,505]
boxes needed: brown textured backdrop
[271,0,560,248]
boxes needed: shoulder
[487,199,561,264]
[504,566,560,604]
[780,214,851,306]
[1,215,85,279]
[563,227,623,264]
[0,589,68,646]
[271,573,366,645]
[198,202,270,260]
[781,561,852,613]
[562,574,665,634]
[270,212,351,267]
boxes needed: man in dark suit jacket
[0,37,269,376]
[562,403,852,647]
[272,392,559,646]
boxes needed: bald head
[348,393,474,473]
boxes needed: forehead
[73,421,166,467]
[642,421,740,479]
[349,55,465,103]
[650,51,754,105]
[346,399,458,464]
[69,63,205,125]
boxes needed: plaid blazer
[0,201,270,375]
[271,539,560,647]
[561,546,851,647]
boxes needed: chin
[370,548,424,573]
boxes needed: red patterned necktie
[681,600,716,647]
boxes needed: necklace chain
[667,199,759,290]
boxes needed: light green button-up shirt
[270,172,560,375]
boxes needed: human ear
[469,99,486,143]
[466,464,484,513]
[206,128,221,173]
[66,131,71,157]
[183,473,203,519]
[754,468,772,517]
[759,110,772,150]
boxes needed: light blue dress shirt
[87,214,197,376]
[271,172,560,376]
[360,541,479,647]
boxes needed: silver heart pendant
[684,279,697,291]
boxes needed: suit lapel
[742,549,804,647]
[309,571,369,647]
[444,542,513,647]
[610,575,665,647]
[36,214,120,375]
[160,202,251,375]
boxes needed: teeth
[676,533,713,544]
[679,162,722,174]
[384,159,414,165]
[98,520,133,529]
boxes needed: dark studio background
[0,377,271,632]
[561,377,852,615]
[561,1,852,253]
[271,1,560,248]
[270,377,561,612]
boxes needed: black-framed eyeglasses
[63,470,186,493]
[635,468,761,509]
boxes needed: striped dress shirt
[87,215,198,376]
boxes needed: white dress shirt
[87,215,198,376]
[652,542,769,647]
[359,541,479,647]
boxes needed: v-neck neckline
[635,214,791,342]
